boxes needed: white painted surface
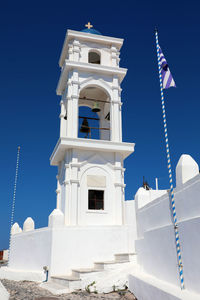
[9,227,52,272]
[48,209,65,228]
[134,155,200,295]
[0,281,9,300]
[11,222,21,234]
[129,267,200,300]
[135,187,167,210]
[176,154,199,187]
[50,27,134,230]
[80,262,136,293]
[5,28,137,292]
[59,30,123,68]
[50,225,135,276]
[23,217,35,232]
[7,224,136,277]
[0,267,45,282]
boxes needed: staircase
[40,253,137,294]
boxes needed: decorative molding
[56,60,127,95]
[71,80,80,85]
[64,180,70,186]
[111,86,121,91]
[55,189,60,194]
[64,163,69,169]
[73,40,80,46]
[111,100,122,105]
[70,163,81,168]
[70,179,79,184]
[71,94,79,99]
[73,49,81,54]
[113,166,126,172]
[114,183,126,188]
[59,113,65,119]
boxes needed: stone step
[114,253,130,261]
[72,268,100,279]
[51,275,81,291]
[94,260,130,270]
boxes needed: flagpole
[155,28,185,290]
[8,146,21,266]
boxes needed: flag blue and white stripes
[155,29,185,290]
[158,45,176,89]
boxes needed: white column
[66,71,79,138]
[56,175,61,209]
[68,43,73,60]
[64,162,70,225]
[114,153,124,225]
[111,77,122,142]
[111,46,119,67]
[59,100,66,138]
[73,40,81,62]
[69,150,79,225]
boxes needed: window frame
[88,188,105,211]
[88,50,101,64]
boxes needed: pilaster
[111,77,122,142]
[72,40,81,61]
[114,153,125,224]
[111,45,120,67]
[59,100,67,137]
[66,71,79,138]
[56,175,61,209]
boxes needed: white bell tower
[6,24,137,281]
[50,23,134,227]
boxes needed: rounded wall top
[23,217,35,232]
[176,154,199,186]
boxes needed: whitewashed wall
[9,228,52,271]
[6,200,137,278]
[134,155,200,295]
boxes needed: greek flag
[158,45,176,89]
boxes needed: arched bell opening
[78,85,111,141]
[88,50,101,64]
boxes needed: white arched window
[88,51,101,64]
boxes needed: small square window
[88,190,104,210]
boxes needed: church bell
[80,117,90,133]
[91,102,101,113]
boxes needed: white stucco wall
[7,223,136,277]
[9,227,52,271]
[134,155,200,295]
[50,225,135,276]
[56,149,126,226]
[79,42,112,66]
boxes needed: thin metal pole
[79,116,100,121]
[79,97,110,104]
[8,146,21,265]
[155,29,185,289]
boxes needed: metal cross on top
[85,22,93,29]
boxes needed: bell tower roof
[81,28,101,35]
[81,21,101,35]
[58,29,124,68]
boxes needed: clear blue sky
[0,0,200,249]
